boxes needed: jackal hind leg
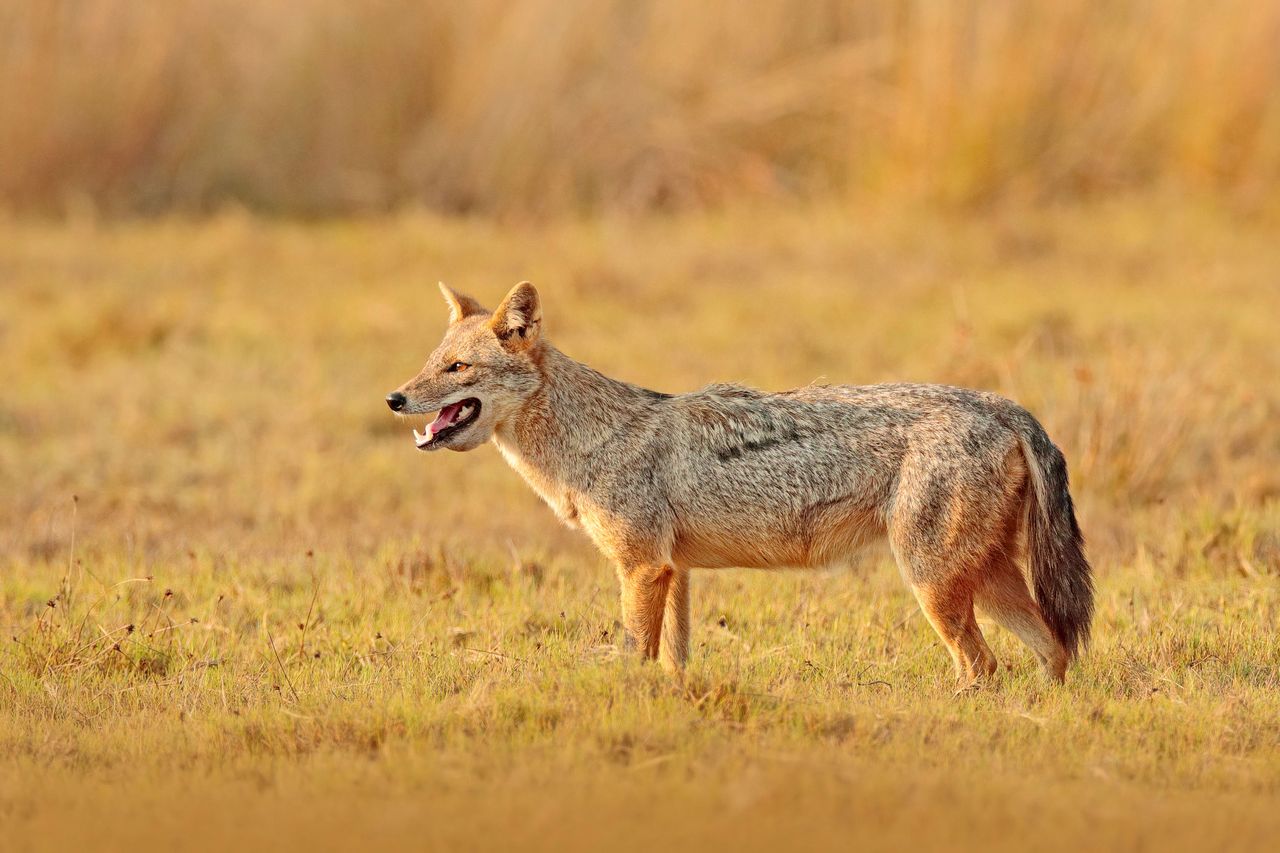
[911,575,998,689]
[975,552,1068,683]
[890,443,1030,689]
[619,563,675,662]
[889,502,999,687]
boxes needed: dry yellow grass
[1,199,1278,850]
[3,1,1280,216]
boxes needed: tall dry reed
[2,0,1278,216]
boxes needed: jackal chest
[493,437,582,528]
[548,491,581,527]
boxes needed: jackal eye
[445,361,470,373]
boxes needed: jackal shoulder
[664,383,802,461]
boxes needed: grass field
[1,199,1279,850]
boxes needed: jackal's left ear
[438,282,486,324]
[490,282,542,350]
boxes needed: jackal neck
[492,344,659,493]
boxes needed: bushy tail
[1016,422,1094,658]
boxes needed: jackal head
[386,281,543,452]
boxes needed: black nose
[386,391,407,412]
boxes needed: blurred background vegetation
[3,0,1279,218]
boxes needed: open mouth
[413,398,481,449]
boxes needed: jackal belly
[669,489,886,569]
[661,430,893,569]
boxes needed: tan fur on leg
[659,568,690,676]
[620,564,674,660]
[976,554,1068,682]
[912,580,998,688]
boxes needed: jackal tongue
[429,401,465,435]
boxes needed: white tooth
[413,428,423,442]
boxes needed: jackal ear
[490,281,542,350]
[438,282,486,324]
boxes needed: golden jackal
[388,283,1094,687]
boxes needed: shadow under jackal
[388,282,1094,686]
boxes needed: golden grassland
[2,199,1279,850]
[4,0,1280,217]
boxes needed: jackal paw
[952,670,997,696]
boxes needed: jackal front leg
[659,568,689,675]
[619,563,675,664]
